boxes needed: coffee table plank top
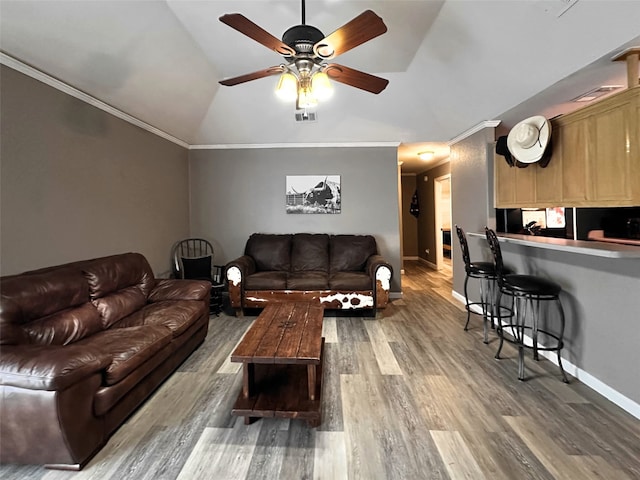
[231,302,324,365]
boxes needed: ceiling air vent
[537,0,579,17]
[295,110,317,122]
[571,85,623,103]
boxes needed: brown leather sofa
[0,253,210,470]
[225,233,393,315]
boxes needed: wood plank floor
[2,260,639,479]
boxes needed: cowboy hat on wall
[506,115,553,168]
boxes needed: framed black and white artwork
[285,175,341,214]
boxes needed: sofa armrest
[366,255,393,309]
[148,279,211,302]
[225,256,255,313]
[0,344,112,391]
[366,255,393,282]
[225,255,256,283]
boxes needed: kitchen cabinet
[494,85,640,208]
[494,154,537,207]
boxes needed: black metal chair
[485,227,568,383]
[455,225,498,343]
[172,238,225,315]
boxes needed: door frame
[434,174,451,270]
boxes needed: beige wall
[0,66,190,276]
[400,175,419,257]
[417,162,451,264]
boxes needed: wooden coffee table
[230,302,325,427]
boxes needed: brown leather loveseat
[225,233,393,315]
[0,253,210,470]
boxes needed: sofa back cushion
[82,253,155,329]
[83,253,155,299]
[329,235,378,272]
[291,234,329,272]
[0,267,100,345]
[245,234,292,272]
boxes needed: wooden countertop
[467,232,640,258]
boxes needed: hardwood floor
[2,260,639,479]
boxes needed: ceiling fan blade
[325,64,389,94]
[313,10,387,59]
[219,66,285,86]
[219,13,296,56]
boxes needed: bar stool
[485,228,569,383]
[455,225,498,344]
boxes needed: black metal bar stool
[485,228,569,383]
[455,225,498,344]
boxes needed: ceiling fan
[218,0,389,109]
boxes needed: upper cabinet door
[590,98,635,203]
[557,115,591,204]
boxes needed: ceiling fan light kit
[219,0,388,113]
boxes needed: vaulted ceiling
[1,1,639,173]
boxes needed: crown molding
[0,52,189,149]
[189,142,401,150]
[448,120,501,146]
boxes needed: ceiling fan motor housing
[282,24,324,55]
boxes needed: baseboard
[390,292,403,299]
[403,256,419,260]
[452,289,640,420]
[419,257,438,270]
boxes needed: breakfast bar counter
[464,230,640,418]
[467,232,640,258]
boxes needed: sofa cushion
[245,234,291,272]
[0,268,90,325]
[92,286,147,329]
[82,253,155,300]
[180,255,212,280]
[114,300,207,338]
[287,271,329,290]
[23,303,102,346]
[291,234,329,272]
[329,235,377,272]
[0,343,112,390]
[148,279,211,303]
[76,325,172,385]
[329,272,372,291]
[244,271,288,290]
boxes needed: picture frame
[286,175,341,214]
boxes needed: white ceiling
[1,1,639,173]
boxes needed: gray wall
[0,66,190,276]
[188,147,402,292]
[450,128,496,294]
[500,243,640,406]
[417,162,451,264]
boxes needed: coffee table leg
[307,364,316,400]
[243,363,254,399]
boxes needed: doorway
[434,174,452,270]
